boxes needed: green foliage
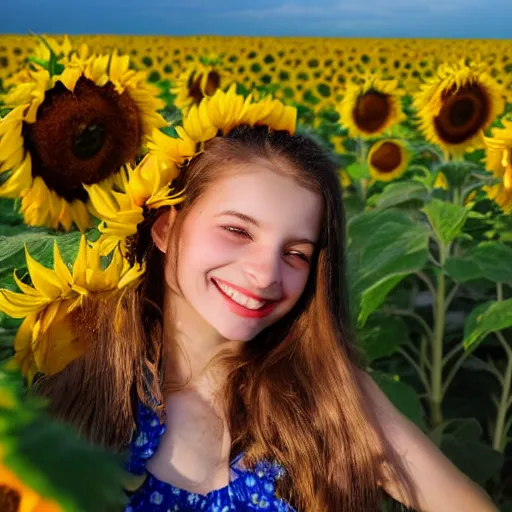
[422,199,470,244]
[1,62,512,509]
[436,419,503,485]
[0,369,127,511]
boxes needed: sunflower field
[0,33,512,511]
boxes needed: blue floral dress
[125,403,297,511]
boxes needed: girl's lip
[211,277,279,302]
[211,279,279,318]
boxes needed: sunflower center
[353,91,391,133]
[188,71,221,104]
[370,142,402,173]
[23,76,142,202]
[0,485,21,512]
[434,83,489,145]
[72,123,106,160]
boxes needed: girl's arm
[358,370,498,512]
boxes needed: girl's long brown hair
[37,125,417,511]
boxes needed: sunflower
[87,85,297,260]
[367,139,408,182]
[182,83,296,142]
[172,56,231,115]
[0,41,167,232]
[0,237,143,382]
[336,76,405,138]
[413,59,505,158]
[483,119,512,213]
[84,157,186,257]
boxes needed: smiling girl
[23,87,497,511]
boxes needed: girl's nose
[243,249,282,292]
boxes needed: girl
[30,89,495,511]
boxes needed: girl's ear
[151,207,178,253]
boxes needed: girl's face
[164,162,322,343]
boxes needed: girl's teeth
[216,281,267,310]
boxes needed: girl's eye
[222,227,310,263]
[222,226,252,239]
[287,251,310,263]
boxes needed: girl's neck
[161,291,243,404]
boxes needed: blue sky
[2,0,512,39]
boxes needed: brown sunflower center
[353,91,391,133]
[434,83,489,145]
[188,70,221,104]
[23,76,142,202]
[0,485,21,512]
[370,142,402,173]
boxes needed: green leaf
[347,209,430,320]
[371,372,424,428]
[445,242,512,284]
[439,418,503,485]
[374,181,429,210]
[357,314,409,363]
[463,299,512,350]
[0,197,23,225]
[445,256,484,283]
[0,231,82,287]
[359,274,407,325]
[423,199,470,244]
[471,242,512,283]
[346,161,370,180]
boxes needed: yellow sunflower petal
[24,246,63,300]
[0,289,49,318]
[53,241,73,289]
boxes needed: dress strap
[126,402,166,476]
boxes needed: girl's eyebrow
[215,209,259,226]
[215,209,316,246]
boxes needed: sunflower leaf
[445,256,484,283]
[371,371,425,428]
[346,161,370,180]
[356,314,408,363]
[463,299,512,350]
[423,198,470,244]
[471,242,512,283]
[445,242,512,284]
[373,181,429,210]
[347,209,430,321]
[359,273,408,326]
[437,418,503,485]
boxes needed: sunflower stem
[453,187,461,206]
[497,282,504,302]
[492,282,512,452]
[430,243,447,433]
[398,347,431,395]
[358,138,368,203]
[493,332,512,452]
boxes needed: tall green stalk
[430,243,447,430]
[492,282,511,452]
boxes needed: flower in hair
[0,237,143,382]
